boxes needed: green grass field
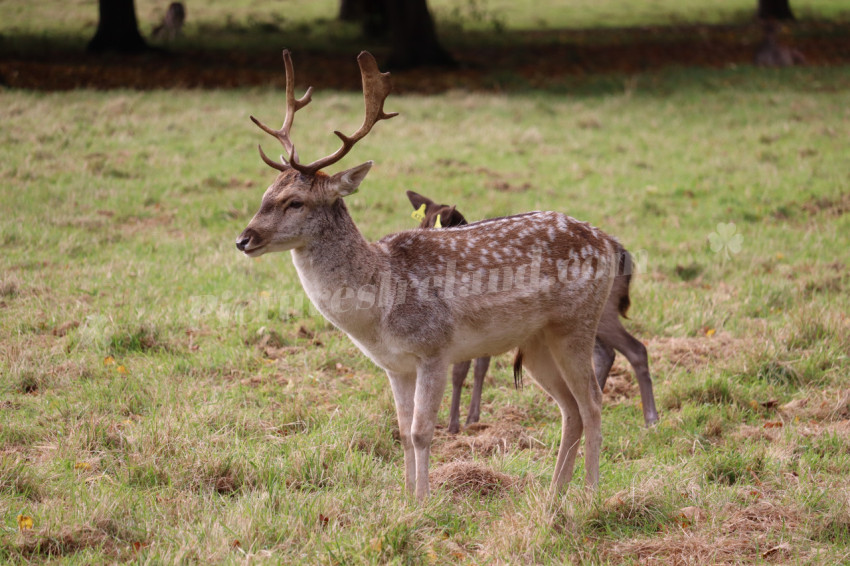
[2,2,850,564]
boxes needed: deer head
[406,190,468,229]
[236,50,397,256]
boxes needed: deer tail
[513,350,524,390]
[617,243,633,319]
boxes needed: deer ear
[406,190,434,210]
[441,205,468,227]
[330,161,373,198]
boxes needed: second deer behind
[406,190,659,429]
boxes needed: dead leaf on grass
[17,514,33,531]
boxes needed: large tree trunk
[339,0,389,39]
[88,0,147,53]
[385,0,454,69]
[758,0,795,21]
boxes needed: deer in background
[754,19,806,68]
[237,50,621,499]
[152,2,186,42]
[406,190,490,434]
[406,190,659,429]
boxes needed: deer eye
[289,200,303,210]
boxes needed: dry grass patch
[603,364,640,405]
[722,500,801,535]
[649,332,752,373]
[608,531,768,565]
[586,478,674,537]
[779,388,850,422]
[608,499,808,564]
[434,421,541,461]
[430,461,520,498]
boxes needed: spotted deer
[406,190,658,431]
[237,50,621,499]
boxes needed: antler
[252,50,398,176]
[250,50,313,173]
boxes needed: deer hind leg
[386,371,417,495]
[448,360,472,434]
[596,319,658,426]
[411,358,449,500]
[593,338,616,392]
[465,356,490,426]
[544,329,602,490]
[520,339,584,494]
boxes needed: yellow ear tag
[411,203,426,222]
[434,214,442,229]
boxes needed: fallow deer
[406,190,490,434]
[237,50,621,499]
[152,2,186,42]
[754,19,806,68]
[406,190,658,430]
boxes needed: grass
[1,4,850,562]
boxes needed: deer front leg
[387,371,417,495]
[448,360,472,434]
[411,357,449,500]
[465,356,491,426]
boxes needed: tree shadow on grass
[0,20,848,93]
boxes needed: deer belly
[448,318,544,363]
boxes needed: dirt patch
[800,192,850,218]
[490,180,532,193]
[430,461,519,498]
[52,321,80,337]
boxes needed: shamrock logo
[708,222,743,260]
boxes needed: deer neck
[290,199,385,332]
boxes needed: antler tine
[294,51,398,175]
[250,49,313,170]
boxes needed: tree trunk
[339,0,389,38]
[385,0,454,69]
[758,0,795,21]
[88,0,147,53]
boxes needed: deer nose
[236,236,251,251]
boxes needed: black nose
[236,236,251,251]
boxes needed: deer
[152,2,186,42]
[406,190,658,432]
[754,19,806,68]
[236,50,621,500]
[405,190,490,434]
